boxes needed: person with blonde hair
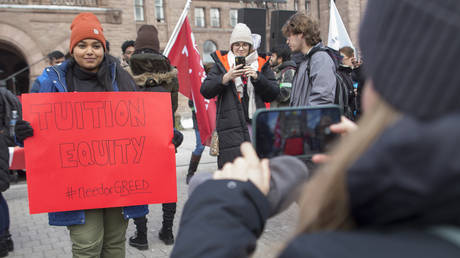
[172,0,460,257]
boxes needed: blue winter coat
[31,58,149,226]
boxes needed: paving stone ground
[4,129,297,258]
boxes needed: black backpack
[306,47,354,120]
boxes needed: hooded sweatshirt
[290,42,336,107]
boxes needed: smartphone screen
[253,106,341,159]
[235,56,245,69]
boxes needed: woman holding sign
[27,13,144,258]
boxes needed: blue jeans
[193,126,205,156]
[192,112,205,156]
[0,193,9,237]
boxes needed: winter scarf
[227,50,259,119]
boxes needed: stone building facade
[0,0,367,102]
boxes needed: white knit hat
[229,23,253,48]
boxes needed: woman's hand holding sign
[14,120,33,144]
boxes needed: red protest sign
[22,92,176,214]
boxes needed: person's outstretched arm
[171,179,270,258]
[172,143,272,258]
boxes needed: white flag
[328,0,354,51]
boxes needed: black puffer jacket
[0,136,10,192]
[201,50,279,168]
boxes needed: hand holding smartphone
[252,105,342,160]
[235,56,246,70]
[222,56,246,84]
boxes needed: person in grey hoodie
[282,12,336,107]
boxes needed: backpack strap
[305,46,328,84]
[305,51,318,99]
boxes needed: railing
[50,0,98,6]
[0,0,28,4]
[0,0,98,6]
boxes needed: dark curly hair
[270,44,292,62]
[282,12,321,46]
[121,40,135,54]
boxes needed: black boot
[0,237,7,257]
[129,216,148,250]
[4,231,12,252]
[159,203,176,245]
[186,154,201,184]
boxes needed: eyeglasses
[233,42,250,49]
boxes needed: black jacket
[0,88,22,133]
[271,60,296,107]
[351,65,366,118]
[171,180,269,258]
[348,114,460,228]
[65,55,137,93]
[201,50,279,168]
[337,65,357,120]
[0,87,22,145]
[127,52,179,115]
[0,136,10,192]
[172,114,460,258]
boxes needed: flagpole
[163,0,192,56]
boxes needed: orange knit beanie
[69,12,106,53]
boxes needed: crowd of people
[1,0,460,257]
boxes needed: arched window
[203,40,217,63]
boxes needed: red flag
[166,18,216,145]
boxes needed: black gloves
[173,129,183,149]
[14,119,34,144]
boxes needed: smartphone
[235,56,246,69]
[252,105,341,159]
